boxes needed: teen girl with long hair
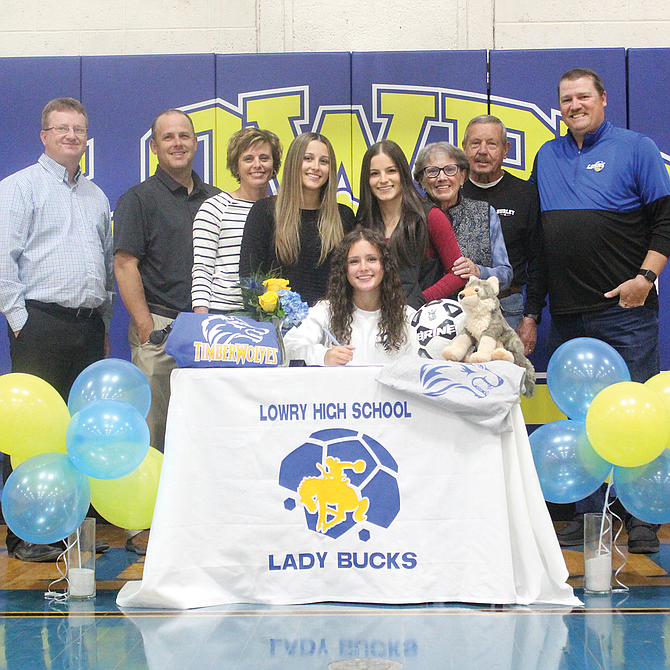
[356,140,465,309]
[284,228,416,365]
[239,132,355,306]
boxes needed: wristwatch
[637,268,657,283]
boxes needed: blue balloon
[614,450,670,524]
[547,337,630,421]
[1,452,91,545]
[66,399,150,480]
[68,358,151,418]
[529,420,611,504]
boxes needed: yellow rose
[258,290,279,312]
[263,278,290,292]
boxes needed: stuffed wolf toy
[441,276,536,398]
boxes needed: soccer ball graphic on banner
[279,428,400,540]
[411,299,467,359]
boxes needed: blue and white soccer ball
[411,298,467,359]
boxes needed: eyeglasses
[423,164,460,178]
[43,125,88,136]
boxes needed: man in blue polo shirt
[527,68,670,553]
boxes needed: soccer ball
[411,299,467,359]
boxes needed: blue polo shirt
[530,120,670,315]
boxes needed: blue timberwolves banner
[117,367,577,609]
[166,313,280,368]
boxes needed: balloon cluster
[0,360,163,545]
[530,337,670,524]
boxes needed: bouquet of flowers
[239,272,309,329]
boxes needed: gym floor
[1,523,670,669]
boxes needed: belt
[26,300,99,319]
[147,303,180,319]
[497,285,522,300]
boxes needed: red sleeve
[422,206,466,301]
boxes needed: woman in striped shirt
[192,128,283,313]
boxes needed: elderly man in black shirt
[461,115,543,352]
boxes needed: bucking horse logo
[297,457,369,533]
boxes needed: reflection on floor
[1,523,670,670]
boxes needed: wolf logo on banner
[201,314,268,345]
[420,363,505,399]
[165,313,279,367]
[279,428,400,540]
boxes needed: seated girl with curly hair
[284,227,417,365]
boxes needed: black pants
[3,302,104,552]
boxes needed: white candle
[68,568,95,598]
[585,554,611,592]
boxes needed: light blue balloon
[614,450,670,524]
[66,399,150,480]
[529,419,611,504]
[547,337,630,421]
[1,452,91,545]
[68,358,151,418]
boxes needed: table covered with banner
[117,359,579,609]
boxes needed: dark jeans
[3,302,105,552]
[547,304,660,516]
[547,304,659,384]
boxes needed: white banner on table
[117,366,578,609]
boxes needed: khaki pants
[128,313,176,453]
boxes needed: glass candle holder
[67,517,96,600]
[584,512,612,594]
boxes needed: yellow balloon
[645,371,670,414]
[586,381,670,467]
[0,373,70,458]
[89,447,163,529]
[645,371,670,450]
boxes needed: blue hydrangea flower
[278,290,309,328]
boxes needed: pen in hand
[322,327,355,366]
[322,327,342,347]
